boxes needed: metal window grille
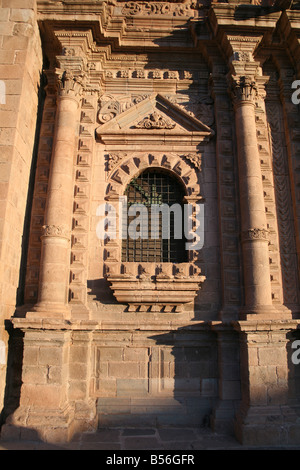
[122,169,187,263]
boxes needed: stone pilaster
[27,68,84,320]
[209,64,242,321]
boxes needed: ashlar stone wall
[0,0,42,418]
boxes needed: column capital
[229,75,258,107]
[56,68,87,101]
[43,67,88,100]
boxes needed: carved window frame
[102,152,206,312]
[95,93,214,312]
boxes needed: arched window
[122,168,188,263]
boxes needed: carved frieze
[97,93,214,136]
[106,152,128,173]
[179,153,202,170]
[121,0,199,17]
[241,228,269,242]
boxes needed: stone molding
[41,224,70,240]
[105,152,201,199]
[105,262,206,312]
[241,228,269,243]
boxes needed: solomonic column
[28,69,84,319]
[230,75,287,319]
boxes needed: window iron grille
[122,169,187,263]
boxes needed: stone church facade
[1,0,300,446]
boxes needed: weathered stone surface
[1,0,300,447]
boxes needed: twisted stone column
[28,70,84,319]
[230,75,278,319]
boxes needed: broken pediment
[95,94,214,145]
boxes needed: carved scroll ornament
[134,112,176,129]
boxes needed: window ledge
[105,262,205,312]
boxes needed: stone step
[97,396,212,428]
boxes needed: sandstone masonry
[0,0,300,447]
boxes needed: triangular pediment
[96,94,214,143]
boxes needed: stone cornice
[277,10,300,75]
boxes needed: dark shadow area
[16,68,47,307]
[0,321,24,429]
[233,0,299,20]
[96,325,220,430]
[148,326,219,428]
[287,328,300,412]
[87,278,117,304]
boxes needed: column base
[1,403,98,444]
[26,302,71,320]
[1,405,76,443]
[211,400,239,435]
[239,304,292,320]
[234,403,300,447]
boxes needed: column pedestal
[1,322,97,443]
[1,329,75,442]
[233,320,300,446]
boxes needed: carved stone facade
[1,0,300,447]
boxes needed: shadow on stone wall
[0,322,24,429]
[96,325,220,430]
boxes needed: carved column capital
[229,75,258,107]
[57,68,87,100]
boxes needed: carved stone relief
[133,112,176,129]
[121,0,199,17]
[98,93,214,128]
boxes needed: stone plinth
[233,320,300,446]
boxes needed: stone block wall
[0,0,42,416]
[1,0,300,447]
[91,328,218,428]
